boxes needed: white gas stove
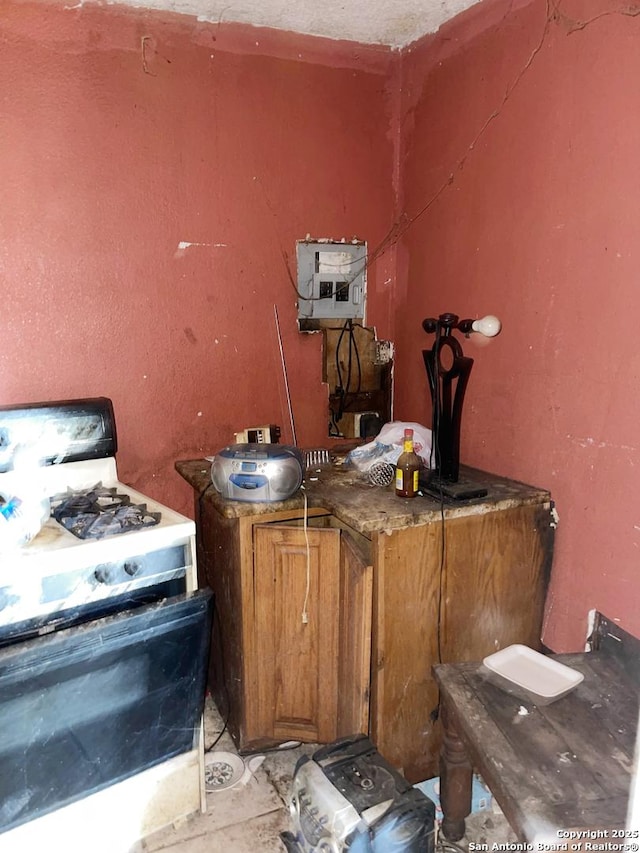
[0,398,197,641]
[0,398,208,852]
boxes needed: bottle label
[395,469,420,495]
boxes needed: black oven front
[0,584,212,835]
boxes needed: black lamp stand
[421,313,488,500]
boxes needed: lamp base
[419,472,488,502]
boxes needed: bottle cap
[404,428,413,439]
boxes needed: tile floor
[141,698,517,852]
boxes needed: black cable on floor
[205,714,229,753]
[205,596,231,753]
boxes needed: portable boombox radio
[280,735,436,853]
[210,443,304,503]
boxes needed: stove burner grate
[50,483,161,540]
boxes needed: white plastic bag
[346,422,432,472]
[0,491,49,551]
[0,453,50,552]
[375,422,432,460]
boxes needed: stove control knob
[94,564,116,585]
[123,560,142,577]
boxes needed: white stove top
[1,458,194,575]
[0,457,196,638]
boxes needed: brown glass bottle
[395,428,421,498]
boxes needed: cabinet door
[254,525,341,743]
[337,532,373,738]
[370,502,552,783]
[253,524,373,745]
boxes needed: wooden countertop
[176,457,551,537]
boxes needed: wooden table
[433,649,638,843]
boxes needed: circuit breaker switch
[319,281,333,299]
[334,280,349,302]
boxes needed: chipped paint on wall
[174,241,227,258]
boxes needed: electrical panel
[296,241,366,321]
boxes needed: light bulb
[471,315,501,337]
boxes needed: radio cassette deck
[210,443,304,503]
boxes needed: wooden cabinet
[368,501,552,782]
[196,500,372,752]
[178,460,553,782]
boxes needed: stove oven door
[0,588,212,835]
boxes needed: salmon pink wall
[393,0,640,650]
[5,0,638,653]
[1,2,397,515]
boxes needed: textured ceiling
[112,0,482,48]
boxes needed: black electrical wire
[334,319,354,424]
[428,323,447,724]
[203,604,300,755]
[328,319,366,434]
[329,410,341,437]
[205,714,229,753]
[195,478,232,752]
[333,320,364,429]
[343,320,354,419]
[205,595,231,753]
[324,322,375,339]
[334,319,349,418]
[429,324,447,663]
[348,322,362,400]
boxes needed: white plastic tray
[482,645,584,700]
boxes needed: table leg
[440,700,473,841]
